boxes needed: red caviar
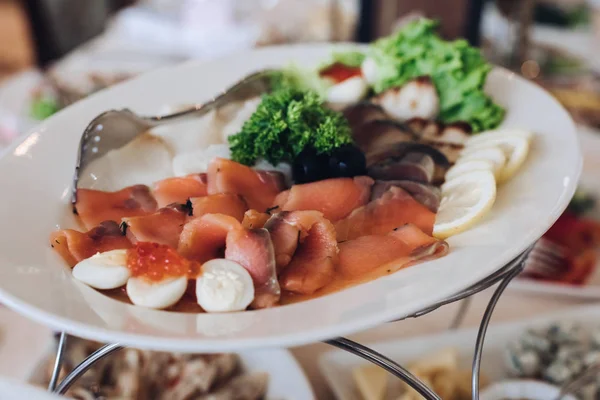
[319,62,362,84]
[126,242,200,281]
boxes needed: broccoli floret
[228,87,352,166]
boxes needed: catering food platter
[0,19,580,361]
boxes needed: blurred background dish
[27,337,314,400]
[320,304,600,400]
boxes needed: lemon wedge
[455,147,506,179]
[445,159,494,181]
[464,135,530,183]
[433,170,497,239]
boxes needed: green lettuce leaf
[368,18,505,132]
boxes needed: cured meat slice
[207,158,285,211]
[152,173,208,208]
[225,228,280,308]
[338,224,448,277]
[178,214,242,263]
[75,185,157,229]
[190,193,247,222]
[268,211,339,295]
[241,210,271,230]
[335,186,435,241]
[273,176,373,222]
[123,204,188,249]
[50,221,131,267]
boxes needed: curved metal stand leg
[48,332,67,391]
[449,297,472,330]
[325,337,441,400]
[52,343,124,395]
[471,262,524,399]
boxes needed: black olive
[292,147,328,184]
[327,144,367,178]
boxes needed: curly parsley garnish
[228,87,352,166]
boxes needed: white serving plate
[0,44,581,352]
[27,347,314,400]
[319,303,600,400]
[510,125,600,299]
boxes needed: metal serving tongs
[70,69,278,205]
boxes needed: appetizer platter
[320,304,600,400]
[0,19,580,355]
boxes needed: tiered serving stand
[46,246,533,399]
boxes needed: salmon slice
[338,224,448,277]
[152,173,208,208]
[207,158,286,211]
[271,211,339,295]
[241,210,271,229]
[123,204,188,249]
[225,228,280,308]
[264,211,301,270]
[50,221,132,267]
[190,193,248,222]
[273,176,374,222]
[75,185,157,229]
[335,186,435,241]
[178,213,242,262]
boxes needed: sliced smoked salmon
[152,173,208,208]
[50,221,132,267]
[225,228,280,308]
[264,211,301,270]
[75,185,157,230]
[190,193,247,222]
[338,224,448,277]
[335,186,435,241]
[207,158,286,211]
[273,176,373,222]
[178,213,242,262]
[123,204,188,249]
[241,210,271,229]
[274,211,339,295]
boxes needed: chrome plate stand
[48,247,532,399]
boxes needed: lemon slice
[466,128,533,147]
[456,147,506,179]
[464,136,530,183]
[434,170,496,239]
[445,159,494,181]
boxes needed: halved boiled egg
[126,276,188,310]
[72,250,130,290]
[196,259,254,313]
[326,76,369,105]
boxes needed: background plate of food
[27,337,314,400]
[509,124,600,299]
[0,20,582,352]
[319,304,600,400]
